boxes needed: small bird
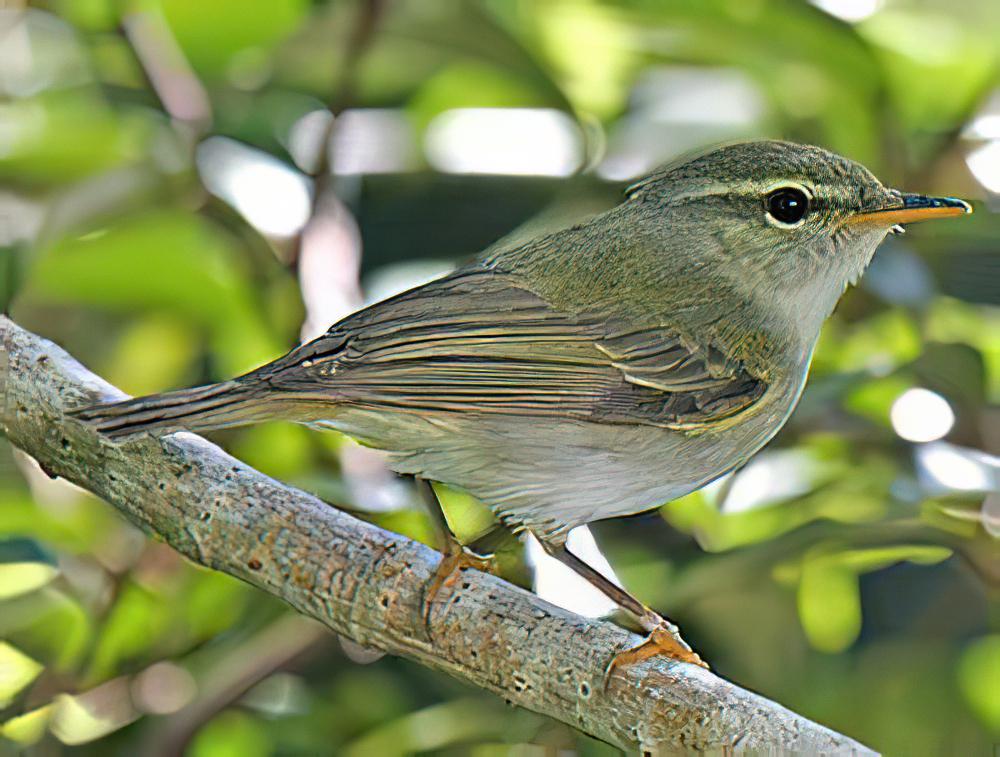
[74,140,971,670]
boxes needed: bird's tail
[72,378,281,441]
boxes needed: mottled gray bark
[0,316,876,755]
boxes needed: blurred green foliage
[1,0,998,755]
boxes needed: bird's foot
[604,620,708,690]
[422,545,494,623]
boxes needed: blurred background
[1,0,998,754]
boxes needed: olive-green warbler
[75,140,971,668]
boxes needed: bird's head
[627,140,971,331]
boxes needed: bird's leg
[415,477,494,621]
[540,540,708,682]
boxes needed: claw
[604,623,709,690]
[422,546,494,623]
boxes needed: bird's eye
[765,186,810,226]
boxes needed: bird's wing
[274,266,767,430]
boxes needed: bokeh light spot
[810,0,882,23]
[197,136,312,238]
[890,388,954,443]
[966,140,1000,193]
[425,108,582,176]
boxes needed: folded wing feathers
[270,267,767,428]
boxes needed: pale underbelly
[312,396,792,541]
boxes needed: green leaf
[54,0,118,31]
[958,635,1000,733]
[158,0,309,77]
[818,309,922,375]
[180,570,251,641]
[409,62,556,131]
[797,560,861,654]
[845,374,914,427]
[102,315,199,397]
[832,545,952,573]
[0,495,121,553]
[376,510,435,550]
[605,0,884,163]
[0,642,44,707]
[790,544,952,653]
[926,298,1000,403]
[189,710,272,757]
[230,422,314,480]
[84,582,171,684]
[23,209,281,375]
[1,588,92,671]
[382,1,571,114]
[860,8,998,140]
[435,484,496,544]
[531,1,637,116]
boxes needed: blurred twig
[0,317,879,755]
[120,10,212,140]
[148,614,328,757]
[294,0,388,259]
[329,0,387,126]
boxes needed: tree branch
[0,316,876,755]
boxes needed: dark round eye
[766,187,810,225]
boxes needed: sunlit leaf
[922,495,993,539]
[376,510,435,550]
[663,455,892,553]
[383,1,571,113]
[534,0,637,116]
[0,538,58,600]
[0,704,53,747]
[0,562,60,600]
[832,544,952,572]
[789,543,953,653]
[50,678,138,745]
[0,643,44,707]
[777,543,952,584]
[435,484,496,543]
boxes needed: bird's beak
[849,193,973,227]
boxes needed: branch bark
[0,316,877,755]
